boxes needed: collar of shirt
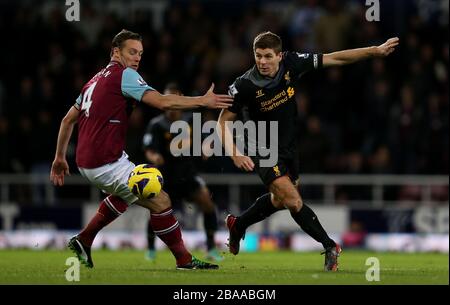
[250,62,286,89]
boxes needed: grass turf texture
[0,249,447,284]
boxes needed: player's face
[254,48,282,77]
[114,39,144,70]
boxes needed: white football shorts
[78,151,138,205]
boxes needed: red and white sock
[150,208,192,266]
[78,195,128,247]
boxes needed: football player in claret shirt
[218,31,399,271]
[50,29,233,270]
[143,83,223,262]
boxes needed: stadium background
[0,0,448,255]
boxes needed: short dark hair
[253,31,282,53]
[110,29,142,56]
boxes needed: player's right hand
[376,37,399,57]
[204,83,234,109]
[232,155,255,172]
[50,158,70,186]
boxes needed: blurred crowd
[0,0,448,182]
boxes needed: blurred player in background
[218,31,399,271]
[50,29,233,270]
[143,83,223,262]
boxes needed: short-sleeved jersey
[228,52,322,160]
[142,113,197,177]
[75,61,154,168]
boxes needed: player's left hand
[376,37,399,57]
[232,155,255,172]
[50,158,70,186]
[204,83,234,109]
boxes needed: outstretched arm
[217,109,255,172]
[323,37,399,67]
[50,106,79,186]
[142,83,233,111]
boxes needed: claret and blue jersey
[75,61,154,168]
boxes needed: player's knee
[284,195,302,213]
[137,192,172,213]
[271,193,284,209]
[153,192,172,212]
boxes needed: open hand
[376,37,399,57]
[232,155,255,172]
[204,83,234,109]
[50,158,70,186]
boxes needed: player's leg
[231,192,282,233]
[136,191,218,269]
[225,161,285,255]
[226,192,283,255]
[78,195,129,246]
[188,179,223,261]
[143,178,184,263]
[136,191,190,266]
[144,168,177,261]
[270,177,333,242]
[145,216,156,260]
[270,176,341,271]
[69,194,129,268]
[71,156,141,267]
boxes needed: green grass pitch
[0,249,447,285]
